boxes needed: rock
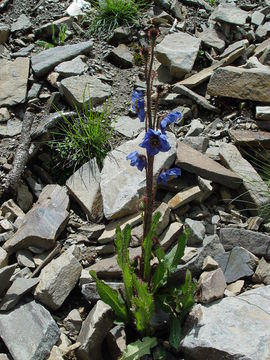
[47,346,64,360]
[106,325,126,360]
[3,185,69,254]
[31,40,93,77]
[182,136,209,153]
[0,107,10,122]
[202,256,219,271]
[0,24,9,44]
[77,300,114,360]
[0,277,39,311]
[155,202,171,236]
[155,32,201,78]
[27,83,42,100]
[174,85,218,112]
[168,186,203,210]
[220,228,270,259]
[181,286,270,360]
[106,44,133,68]
[256,106,270,121]
[251,11,265,26]
[0,247,8,268]
[212,4,249,26]
[16,249,35,268]
[185,218,205,246]
[0,264,16,297]
[197,28,225,52]
[160,222,183,250]
[60,75,111,109]
[11,14,32,33]
[101,132,176,220]
[207,66,270,102]
[78,223,105,239]
[176,142,241,189]
[34,249,82,310]
[0,355,9,360]
[11,44,35,58]
[63,309,82,333]
[54,56,88,77]
[225,279,244,296]
[0,58,29,107]
[66,159,103,222]
[253,257,270,285]
[0,118,22,137]
[81,281,123,304]
[197,268,226,303]
[229,129,270,148]
[219,143,270,210]
[114,116,144,138]
[16,183,33,212]
[0,299,60,360]
[215,246,257,283]
[186,119,204,137]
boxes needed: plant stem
[143,155,154,238]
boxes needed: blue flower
[157,168,181,184]
[139,129,171,156]
[126,151,146,171]
[131,90,145,122]
[160,112,182,134]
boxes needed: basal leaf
[169,315,182,350]
[120,337,158,360]
[152,261,166,293]
[165,229,189,273]
[115,224,131,269]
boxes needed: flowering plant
[91,28,195,354]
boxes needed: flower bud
[140,46,150,62]
[148,27,159,40]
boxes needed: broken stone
[106,44,133,68]
[34,249,82,310]
[16,249,35,268]
[78,223,105,240]
[66,159,103,222]
[114,115,144,138]
[251,11,265,26]
[253,257,270,285]
[208,66,270,102]
[0,118,22,137]
[197,28,225,52]
[168,186,203,210]
[106,325,126,360]
[0,264,16,297]
[16,183,33,212]
[212,4,249,26]
[225,280,244,296]
[202,255,219,271]
[54,56,88,77]
[11,14,32,33]
[197,268,226,303]
[174,85,218,112]
[0,58,29,107]
[186,119,205,137]
[63,309,82,333]
[185,218,205,246]
[0,247,8,268]
[4,185,69,254]
[229,129,270,147]
[159,222,183,250]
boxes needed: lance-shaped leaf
[120,337,158,360]
[165,229,189,273]
[169,315,182,350]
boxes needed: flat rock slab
[220,228,270,259]
[176,142,241,189]
[0,118,22,137]
[212,4,249,26]
[229,129,270,148]
[0,58,29,107]
[256,106,270,121]
[54,56,88,77]
[197,28,225,52]
[106,44,133,68]
[0,264,16,297]
[0,299,60,360]
[3,185,69,254]
[31,40,93,77]
[60,75,111,109]
[207,66,270,102]
[101,132,176,220]
[66,159,103,222]
[155,32,201,78]
[114,116,144,138]
[181,286,270,360]
[219,143,270,209]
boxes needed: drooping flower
[126,151,146,171]
[157,168,181,184]
[139,129,170,156]
[160,112,182,134]
[131,90,145,122]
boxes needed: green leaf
[90,270,128,322]
[169,316,182,350]
[122,264,133,308]
[152,261,166,293]
[115,224,131,269]
[35,40,54,49]
[165,229,189,273]
[120,337,158,360]
[180,270,196,317]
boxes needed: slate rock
[60,75,111,109]
[3,185,69,254]
[106,44,133,68]
[215,246,257,283]
[31,40,93,77]
[0,299,60,360]
[251,11,265,26]
[54,56,88,77]
[101,132,176,220]
[0,58,29,107]
[114,115,144,138]
[0,247,8,268]
[155,32,201,78]
[66,159,103,222]
[34,249,82,310]
[208,66,270,102]
[181,286,270,360]
[168,186,203,210]
[229,129,270,148]
[220,228,270,258]
[0,118,22,137]
[212,4,249,26]
[16,249,35,268]
[197,28,225,52]
[176,142,241,189]
[77,300,114,360]
[197,268,226,303]
[11,14,32,33]
[0,264,16,297]
[185,218,205,246]
[160,222,183,250]
[253,257,270,285]
[11,43,35,58]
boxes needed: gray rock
[168,186,203,210]
[34,249,82,310]
[66,159,103,222]
[155,32,201,78]
[101,132,176,220]
[198,28,226,52]
[212,4,249,26]
[0,264,16,297]
[16,249,35,268]
[114,116,144,138]
[11,14,32,33]
[0,299,60,360]
[160,222,183,250]
[186,119,205,137]
[81,281,123,304]
[185,218,205,246]
[31,40,93,77]
[106,325,126,360]
[215,246,257,283]
[77,300,114,360]
[27,83,42,100]
[0,118,22,137]
[106,44,133,68]
[251,11,265,26]
[256,106,270,120]
[197,268,226,303]
[182,136,209,153]
[0,107,10,122]
[253,257,270,285]
[0,277,39,311]
[0,58,29,107]
[0,247,8,268]
[3,185,69,254]
[220,228,270,258]
[54,56,88,77]
[0,24,9,44]
[63,309,82,333]
[155,202,171,236]
[60,75,111,109]
[16,183,33,212]
[11,44,35,58]
[78,223,105,240]
[181,286,270,360]
[219,143,270,210]
[207,66,270,102]
[176,142,241,189]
